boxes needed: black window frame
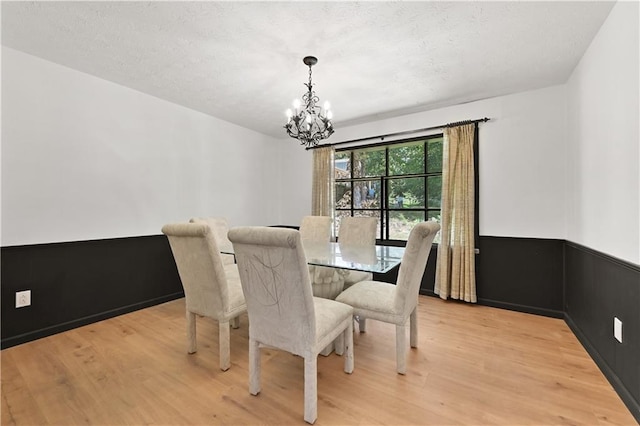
[334,134,444,244]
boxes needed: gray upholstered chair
[337,216,378,290]
[162,222,247,371]
[228,226,354,424]
[299,215,344,300]
[190,216,235,265]
[336,221,440,374]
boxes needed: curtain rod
[306,117,490,150]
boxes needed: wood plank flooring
[2,296,636,425]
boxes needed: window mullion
[424,141,428,222]
[384,147,390,240]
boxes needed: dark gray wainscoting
[1,235,183,349]
[392,236,565,318]
[475,236,564,317]
[564,242,640,423]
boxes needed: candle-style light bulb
[323,101,331,112]
[293,99,301,113]
[327,110,333,120]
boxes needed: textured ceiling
[1,1,615,138]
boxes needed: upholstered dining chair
[337,216,378,290]
[162,222,247,371]
[190,216,235,266]
[299,215,344,300]
[228,226,354,424]
[336,221,440,375]
[299,215,332,243]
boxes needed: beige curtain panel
[434,124,477,303]
[311,146,335,217]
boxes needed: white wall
[278,141,314,226]
[279,85,568,240]
[1,47,283,246]
[566,1,639,264]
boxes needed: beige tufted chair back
[338,216,377,245]
[190,216,235,265]
[338,216,378,290]
[299,215,332,243]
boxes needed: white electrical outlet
[614,317,623,343]
[15,290,31,308]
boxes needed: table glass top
[302,242,404,273]
[221,241,404,274]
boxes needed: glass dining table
[220,241,405,273]
[221,239,405,356]
[303,241,404,273]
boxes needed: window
[334,135,443,243]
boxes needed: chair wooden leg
[410,307,418,348]
[344,320,354,374]
[186,311,197,354]
[334,333,344,356]
[396,323,407,375]
[304,355,317,424]
[249,338,261,395]
[319,343,333,356]
[358,317,367,333]
[219,321,230,371]
[231,316,240,329]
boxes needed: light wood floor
[2,296,636,425]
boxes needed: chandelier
[284,56,334,147]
